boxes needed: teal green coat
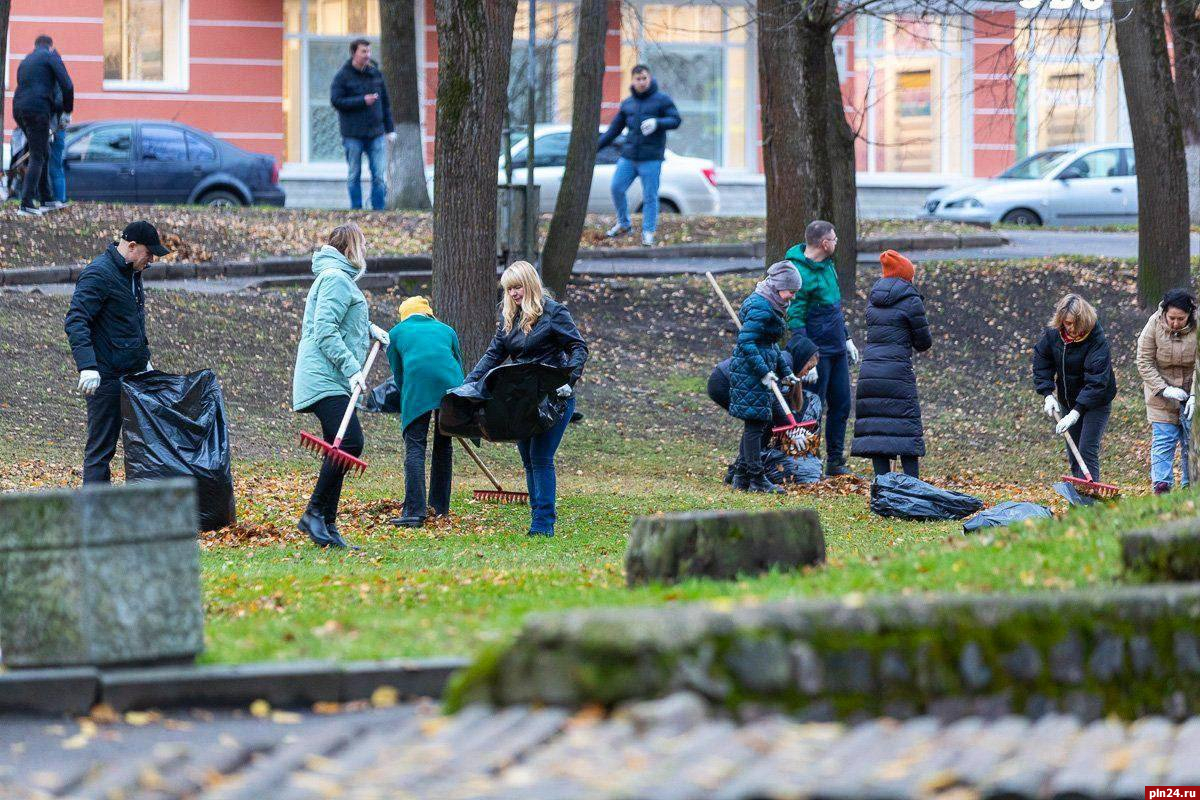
[784,245,842,331]
[386,314,464,431]
[291,246,370,411]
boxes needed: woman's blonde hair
[1050,293,1098,339]
[327,222,367,271]
[500,260,545,334]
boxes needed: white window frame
[102,0,191,92]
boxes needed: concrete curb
[0,657,468,716]
[578,232,1006,261]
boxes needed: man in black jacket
[12,34,73,216]
[330,39,394,210]
[64,222,170,484]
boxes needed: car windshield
[998,150,1072,179]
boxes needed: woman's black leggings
[872,455,920,480]
[305,394,364,521]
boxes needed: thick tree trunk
[825,37,857,299]
[540,0,608,297]
[1114,0,1191,309]
[381,0,431,210]
[1169,0,1200,226]
[431,0,519,363]
[757,0,839,268]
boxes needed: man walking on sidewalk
[330,39,395,210]
[12,34,73,217]
[596,64,681,247]
[64,222,170,484]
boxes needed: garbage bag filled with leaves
[763,447,823,485]
[869,472,983,521]
[121,369,235,532]
[962,501,1052,533]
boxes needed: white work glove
[1186,396,1196,421]
[78,369,101,396]
[640,118,658,136]
[386,131,398,143]
[780,373,798,388]
[144,361,153,372]
[760,371,779,387]
[1164,387,1189,403]
[1042,394,1062,419]
[556,384,573,398]
[369,323,390,346]
[1055,409,1080,436]
[61,112,72,127]
[349,369,369,396]
[846,339,860,365]
[802,367,818,384]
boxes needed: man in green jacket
[785,220,860,476]
[386,295,464,527]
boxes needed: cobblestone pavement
[3,693,1200,799]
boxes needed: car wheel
[199,190,244,208]
[1001,208,1042,226]
[634,198,680,214]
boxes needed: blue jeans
[1151,421,1190,488]
[612,157,662,233]
[49,125,67,202]
[344,134,387,210]
[517,397,575,534]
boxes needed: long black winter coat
[596,79,682,162]
[64,244,150,379]
[851,278,932,458]
[330,59,394,139]
[466,299,589,387]
[1032,324,1117,413]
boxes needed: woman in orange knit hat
[850,250,932,478]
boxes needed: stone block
[1121,516,1200,581]
[624,508,825,586]
[0,479,202,667]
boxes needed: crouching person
[386,296,464,528]
[727,261,801,493]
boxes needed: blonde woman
[464,261,589,536]
[292,222,390,548]
[1136,288,1197,493]
[1031,293,1117,482]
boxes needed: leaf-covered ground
[0,202,979,268]
[0,256,1188,662]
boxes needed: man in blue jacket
[12,34,73,217]
[596,65,681,246]
[330,39,395,210]
[64,222,170,484]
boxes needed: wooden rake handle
[1053,409,1095,482]
[455,436,506,493]
[333,340,382,446]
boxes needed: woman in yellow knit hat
[385,295,464,527]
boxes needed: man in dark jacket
[596,65,681,247]
[330,39,394,210]
[64,221,170,484]
[12,34,73,216]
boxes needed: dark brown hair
[349,38,370,56]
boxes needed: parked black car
[6,120,285,207]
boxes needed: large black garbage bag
[869,473,983,521]
[440,361,572,442]
[963,501,1052,533]
[365,377,400,414]
[121,370,235,532]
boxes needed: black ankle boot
[744,474,785,494]
[299,504,333,547]
[324,517,350,548]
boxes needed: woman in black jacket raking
[1032,293,1118,481]
[465,261,589,537]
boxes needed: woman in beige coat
[1136,288,1197,493]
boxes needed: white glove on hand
[803,367,818,384]
[1055,409,1080,435]
[349,370,369,396]
[781,373,798,388]
[61,112,72,127]
[556,384,573,398]
[1186,396,1196,421]
[640,118,658,136]
[1164,387,1189,403]
[1042,394,1062,419]
[369,323,390,346]
[386,131,398,143]
[846,339,860,365]
[144,361,153,372]
[760,371,779,387]
[78,369,101,396]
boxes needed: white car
[923,143,1137,226]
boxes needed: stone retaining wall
[1122,516,1200,581]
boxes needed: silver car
[923,143,1137,226]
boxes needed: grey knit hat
[755,260,802,312]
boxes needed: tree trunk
[825,37,857,300]
[1169,0,1200,226]
[540,0,607,296]
[757,0,839,268]
[1114,0,1191,308]
[381,0,431,210]
[431,0,519,363]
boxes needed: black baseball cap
[121,221,170,257]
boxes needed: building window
[509,2,577,128]
[103,0,187,89]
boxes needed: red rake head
[772,419,817,456]
[299,431,369,476]
[473,488,530,504]
[1061,475,1120,499]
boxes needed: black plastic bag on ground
[962,501,1052,533]
[869,473,984,521]
[121,370,235,532]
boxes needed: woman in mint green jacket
[291,223,389,549]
